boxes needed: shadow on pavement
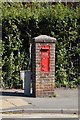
[1,91,24,96]
[0,91,33,97]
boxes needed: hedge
[1,2,80,88]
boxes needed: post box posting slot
[40,45,50,72]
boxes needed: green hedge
[2,2,80,88]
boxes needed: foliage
[2,2,80,88]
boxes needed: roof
[32,35,56,43]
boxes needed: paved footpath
[0,88,78,114]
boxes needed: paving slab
[0,99,14,109]
[6,98,28,107]
[0,98,29,110]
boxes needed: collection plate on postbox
[40,45,50,72]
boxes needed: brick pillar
[31,35,56,97]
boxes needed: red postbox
[40,45,50,72]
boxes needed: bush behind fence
[1,2,80,88]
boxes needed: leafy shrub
[2,2,80,88]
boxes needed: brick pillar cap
[32,35,56,43]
